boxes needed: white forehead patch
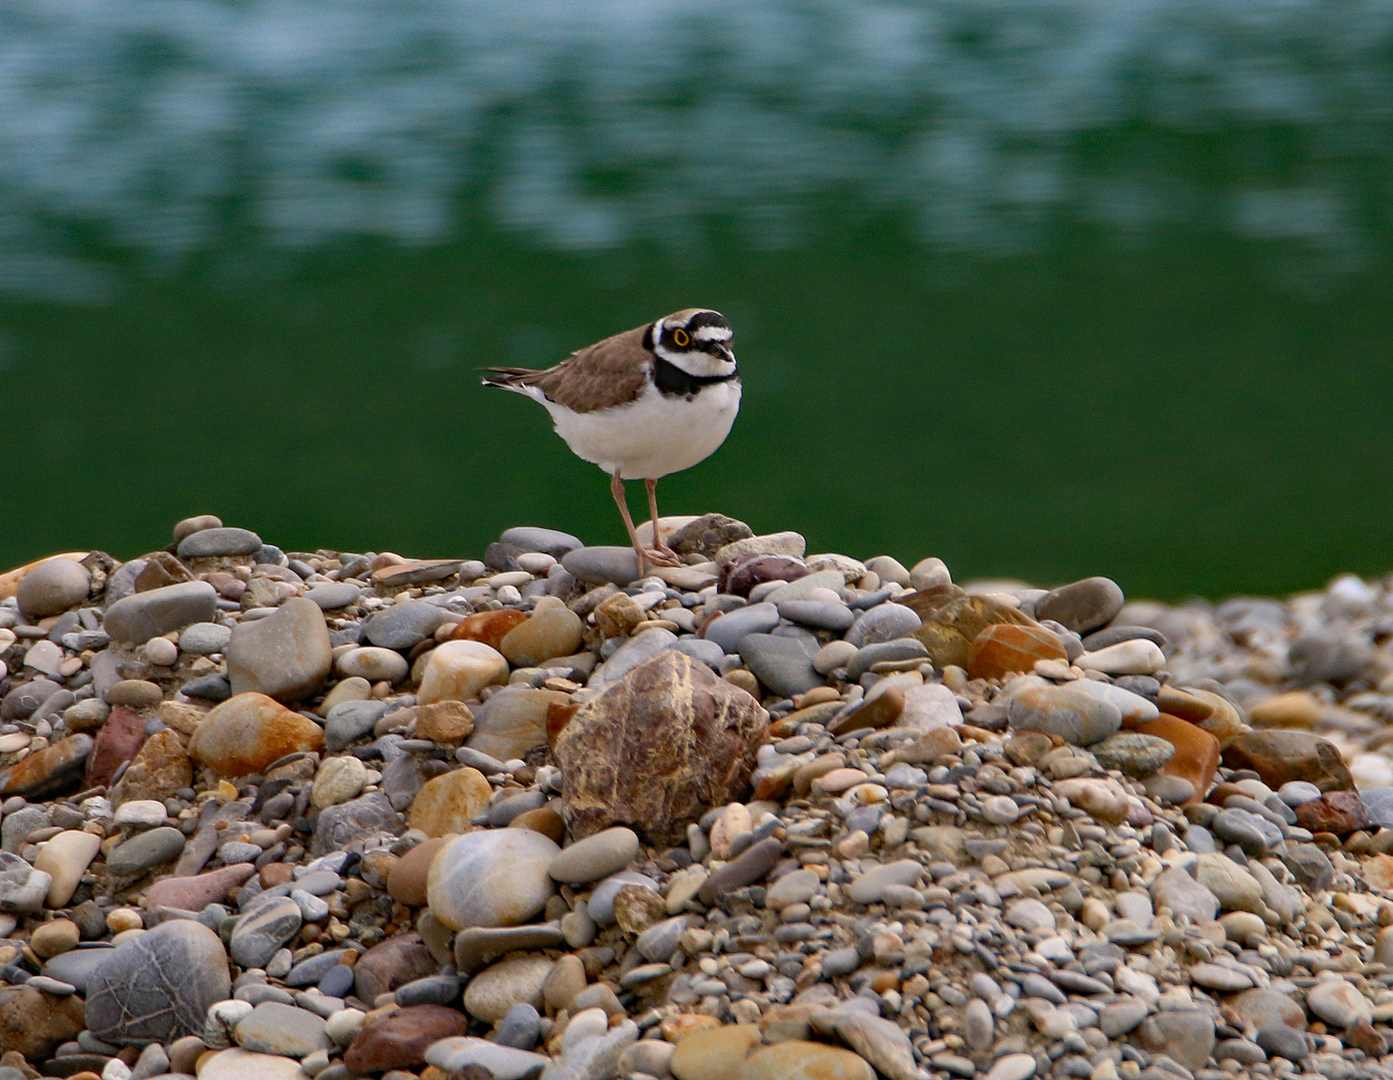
[692,325,731,343]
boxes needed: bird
[482,309,741,574]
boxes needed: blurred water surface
[2,0,1392,597]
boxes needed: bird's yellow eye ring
[673,328,690,347]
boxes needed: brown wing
[482,323,653,413]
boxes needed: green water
[3,1,1393,600]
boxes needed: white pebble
[142,637,178,667]
[516,552,556,574]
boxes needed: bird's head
[650,309,736,376]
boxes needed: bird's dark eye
[673,328,690,347]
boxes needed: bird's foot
[635,546,682,574]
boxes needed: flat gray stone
[324,700,391,751]
[107,827,187,876]
[179,622,232,655]
[104,581,218,644]
[176,527,263,558]
[561,546,642,587]
[304,584,361,611]
[362,601,452,650]
[704,603,779,655]
[311,792,402,857]
[234,1001,330,1058]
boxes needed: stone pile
[0,514,1391,1080]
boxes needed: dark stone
[1035,576,1126,634]
[698,837,784,904]
[721,556,809,598]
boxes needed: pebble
[3,515,1393,1080]
[427,827,558,930]
[16,558,91,619]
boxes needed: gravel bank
[0,513,1392,1080]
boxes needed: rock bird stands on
[483,309,741,573]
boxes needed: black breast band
[654,358,740,397]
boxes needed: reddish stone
[721,556,809,598]
[1221,730,1354,793]
[142,863,257,910]
[84,706,147,788]
[1154,686,1214,724]
[965,623,1067,681]
[449,609,528,651]
[1138,714,1219,804]
[1294,790,1370,835]
[111,729,193,805]
[0,985,86,1060]
[386,837,447,908]
[353,933,439,1005]
[343,1004,470,1072]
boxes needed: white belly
[546,381,741,479]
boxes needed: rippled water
[2,0,1392,596]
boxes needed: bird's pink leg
[645,478,681,562]
[611,472,678,575]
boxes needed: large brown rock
[188,693,325,776]
[1221,730,1354,792]
[0,985,86,1060]
[85,705,148,788]
[553,650,767,843]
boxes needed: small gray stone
[1090,732,1175,777]
[304,584,361,611]
[635,916,688,963]
[549,827,640,885]
[176,527,262,558]
[43,945,115,994]
[1036,577,1126,634]
[230,896,303,969]
[845,602,922,647]
[395,974,462,1007]
[738,634,822,697]
[703,603,780,654]
[488,527,585,570]
[585,871,658,927]
[1212,808,1282,856]
[179,622,232,655]
[104,581,219,644]
[1256,1024,1308,1061]
[107,826,187,876]
[495,1002,541,1050]
[1,807,50,853]
[777,600,855,632]
[1150,867,1219,923]
[324,700,391,751]
[847,859,923,904]
[311,792,402,857]
[821,947,861,978]
[363,601,453,650]
[85,920,231,1045]
[590,628,679,690]
[847,638,930,680]
[234,1001,329,1058]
